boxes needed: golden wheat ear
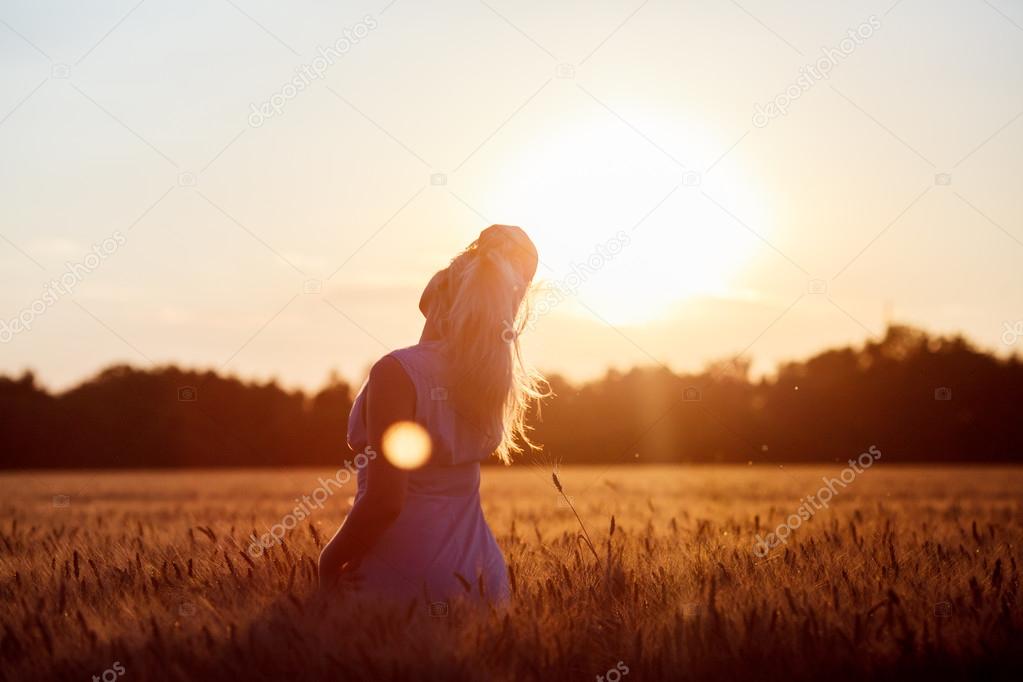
[551,471,599,564]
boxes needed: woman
[318,225,548,606]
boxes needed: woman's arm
[317,355,414,591]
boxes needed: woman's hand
[317,539,351,591]
[318,546,362,594]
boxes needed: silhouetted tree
[1,324,1020,469]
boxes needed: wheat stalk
[552,472,600,564]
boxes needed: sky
[1,0,1022,392]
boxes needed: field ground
[1,465,1022,681]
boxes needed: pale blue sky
[1,0,1022,390]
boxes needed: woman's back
[348,341,502,469]
[347,341,510,604]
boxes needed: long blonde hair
[422,226,549,464]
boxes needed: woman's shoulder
[387,342,442,367]
[368,354,409,385]
[377,342,443,384]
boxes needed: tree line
[1,324,1020,469]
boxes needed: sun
[483,114,771,325]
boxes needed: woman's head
[420,225,548,464]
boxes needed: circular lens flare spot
[382,421,431,470]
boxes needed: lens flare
[382,421,431,470]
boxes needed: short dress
[346,340,510,604]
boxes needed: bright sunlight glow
[486,113,770,325]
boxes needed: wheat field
[1,465,1021,681]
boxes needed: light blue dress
[346,341,511,605]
